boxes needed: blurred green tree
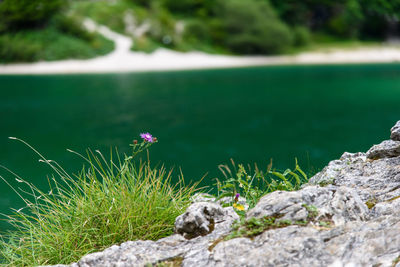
[161,0,214,17]
[0,0,65,31]
[269,0,400,39]
[213,0,293,54]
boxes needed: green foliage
[327,0,364,38]
[270,0,400,40]
[176,18,228,54]
[359,0,400,17]
[131,36,160,53]
[0,35,40,62]
[214,0,293,54]
[2,0,397,59]
[132,0,155,8]
[52,15,94,42]
[0,137,198,266]
[0,17,114,63]
[302,204,318,220]
[146,6,177,47]
[161,0,214,17]
[70,0,133,34]
[215,159,308,211]
[0,1,115,63]
[293,26,312,46]
[183,19,210,43]
[0,0,66,31]
[69,0,396,56]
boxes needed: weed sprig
[215,159,309,212]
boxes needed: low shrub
[131,36,160,53]
[292,26,311,47]
[214,0,293,54]
[183,19,210,43]
[52,15,94,42]
[147,7,177,47]
[0,25,114,63]
[0,35,40,62]
[161,0,214,16]
[70,0,133,34]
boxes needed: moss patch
[365,197,378,209]
[317,177,335,187]
[151,256,184,267]
[365,195,400,210]
[225,215,293,241]
[302,204,318,220]
[224,205,333,241]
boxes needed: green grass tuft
[0,138,198,266]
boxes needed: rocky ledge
[49,122,400,267]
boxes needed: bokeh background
[1,0,400,231]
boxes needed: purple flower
[140,132,154,143]
[234,193,240,202]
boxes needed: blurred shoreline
[1,19,400,75]
[1,46,400,75]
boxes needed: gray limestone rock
[246,185,369,226]
[190,193,248,210]
[211,226,334,267]
[73,236,188,267]
[44,121,400,267]
[391,120,400,141]
[310,152,400,203]
[174,202,239,239]
[366,139,400,159]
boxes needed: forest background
[1,0,399,63]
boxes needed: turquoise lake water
[0,64,400,230]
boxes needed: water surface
[1,64,400,230]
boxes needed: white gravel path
[1,19,400,74]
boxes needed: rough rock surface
[45,121,400,267]
[366,139,400,159]
[174,202,239,239]
[246,185,369,226]
[391,120,400,141]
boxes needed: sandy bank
[1,19,400,75]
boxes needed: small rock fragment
[366,140,400,159]
[174,202,238,239]
[391,120,400,141]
